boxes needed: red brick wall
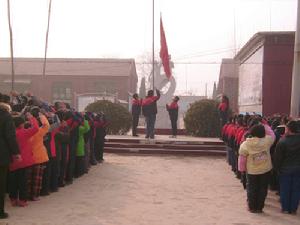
[262,35,294,116]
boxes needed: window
[94,80,117,94]
[52,82,72,103]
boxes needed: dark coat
[274,134,300,173]
[0,103,19,166]
[142,90,160,117]
[131,99,141,116]
[166,101,178,120]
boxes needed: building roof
[234,31,295,63]
[0,58,137,78]
[219,58,238,79]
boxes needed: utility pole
[43,0,52,77]
[152,0,155,91]
[290,0,300,117]
[233,0,237,56]
[7,0,15,91]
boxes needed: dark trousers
[75,156,85,178]
[99,138,104,161]
[50,157,59,191]
[226,146,231,164]
[8,168,28,201]
[41,162,50,194]
[170,117,177,136]
[219,114,228,136]
[145,114,156,138]
[246,171,270,211]
[279,170,300,213]
[66,137,77,183]
[234,149,240,177]
[132,115,139,136]
[0,166,8,213]
[95,129,105,161]
[269,169,279,191]
[42,158,59,194]
[85,141,91,171]
[95,138,104,161]
[228,147,236,172]
[59,145,68,186]
[89,137,97,164]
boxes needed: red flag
[160,16,172,79]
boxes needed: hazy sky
[0,0,297,96]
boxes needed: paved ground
[2,154,300,225]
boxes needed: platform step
[104,147,226,156]
[105,138,225,146]
[105,142,226,151]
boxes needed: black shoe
[132,134,139,137]
[50,188,58,193]
[145,135,149,138]
[0,212,9,219]
[65,180,73,185]
[40,191,50,196]
[281,210,289,214]
[90,161,97,166]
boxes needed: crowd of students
[0,91,108,219]
[222,113,300,214]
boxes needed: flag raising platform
[104,135,226,156]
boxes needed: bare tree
[135,52,159,91]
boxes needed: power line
[174,47,236,60]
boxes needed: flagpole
[43,0,52,77]
[7,0,15,91]
[152,0,155,91]
[290,0,300,117]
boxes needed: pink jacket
[10,117,39,171]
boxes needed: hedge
[85,100,131,135]
[184,99,220,137]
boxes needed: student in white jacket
[238,124,275,213]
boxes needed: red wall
[262,35,294,116]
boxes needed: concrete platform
[106,135,224,145]
[104,135,226,156]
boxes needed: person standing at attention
[218,95,229,128]
[166,96,179,138]
[275,120,300,215]
[238,124,275,213]
[142,89,160,139]
[0,100,21,219]
[131,93,141,137]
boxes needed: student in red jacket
[166,96,179,138]
[218,95,229,128]
[142,89,160,139]
[131,93,142,137]
[9,112,39,207]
